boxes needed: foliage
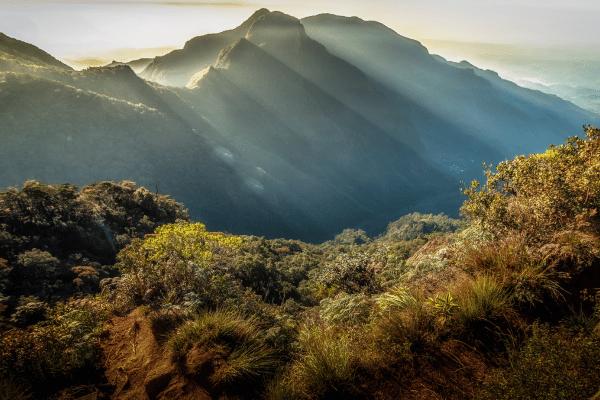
[0,301,105,389]
[322,228,371,247]
[426,293,459,324]
[373,285,416,315]
[375,296,438,353]
[167,308,278,386]
[455,274,512,332]
[0,180,188,317]
[233,236,318,305]
[115,222,243,308]
[313,245,396,296]
[479,324,600,399]
[267,325,357,399]
[461,126,600,248]
[378,212,465,242]
[320,293,373,326]
[461,238,563,306]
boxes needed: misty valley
[1,8,600,400]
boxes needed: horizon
[1,1,599,66]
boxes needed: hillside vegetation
[1,127,599,399]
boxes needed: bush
[461,126,600,247]
[320,293,373,326]
[479,324,600,399]
[375,296,438,353]
[115,222,244,307]
[0,302,104,388]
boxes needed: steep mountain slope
[302,14,600,157]
[180,38,462,234]
[0,32,72,70]
[140,8,271,86]
[0,71,303,239]
[3,10,599,242]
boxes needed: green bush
[461,126,600,248]
[479,324,600,399]
[0,302,104,388]
[320,293,373,326]
[115,222,244,308]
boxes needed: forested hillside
[1,127,599,399]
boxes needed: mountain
[140,8,271,86]
[104,58,154,73]
[301,14,600,158]
[179,37,461,233]
[0,70,305,239]
[1,9,599,242]
[0,32,72,70]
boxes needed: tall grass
[167,308,278,386]
[266,325,358,399]
[375,294,438,353]
[0,379,32,400]
[455,274,512,331]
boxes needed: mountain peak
[245,10,307,55]
[215,37,259,69]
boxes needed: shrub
[479,324,600,399]
[461,239,563,306]
[115,222,244,307]
[375,296,438,353]
[461,126,600,247]
[373,285,416,315]
[320,293,373,326]
[0,302,104,388]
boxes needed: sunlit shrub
[462,126,600,246]
[320,293,373,326]
[115,222,244,307]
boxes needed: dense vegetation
[1,127,599,399]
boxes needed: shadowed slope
[302,14,600,157]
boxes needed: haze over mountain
[1,9,599,242]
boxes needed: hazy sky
[1,0,599,61]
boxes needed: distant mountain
[140,8,271,86]
[301,14,600,158]
[104,58,154,74]
[179,37,461,233]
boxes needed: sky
[1,0,599,62]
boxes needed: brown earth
[100,308,244,400]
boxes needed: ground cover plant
[1,127,599,399]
